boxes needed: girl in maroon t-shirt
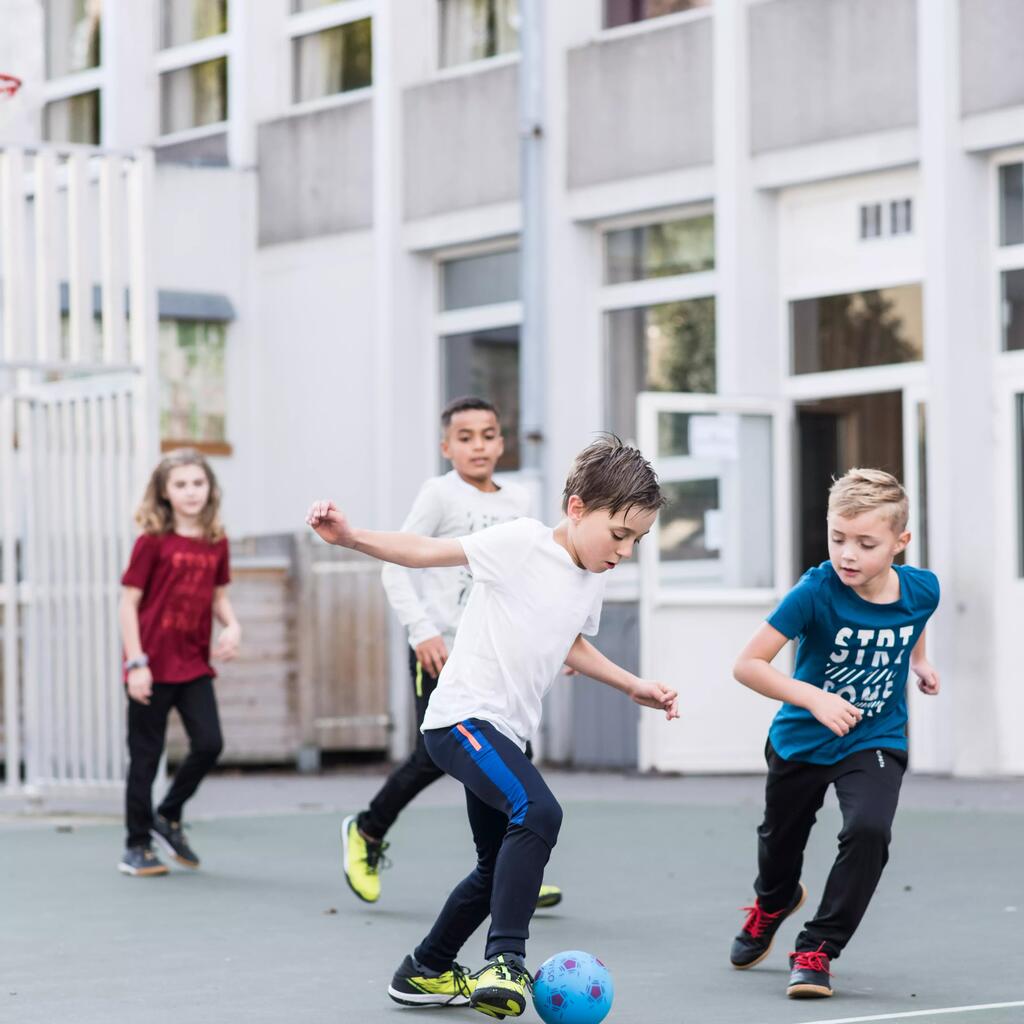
[117,449,241,877]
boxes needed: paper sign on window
[689,414,739,461]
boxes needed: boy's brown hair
[828,467,909,533]
[562,434,666,517]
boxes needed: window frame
[597,204,718,445]
[995,150,1024,363]
[41,0,105,145]
[155,22,231,144]
[434,240,523,474]
[596,0,712,42]
[286,0,374,113]
[434,0,522,74]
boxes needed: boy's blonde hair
[828,468,909,534]
[135,448,224,542]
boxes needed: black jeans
[125,676,223,847]
[415,719,562,969]
[358,648,538,841]
[754,741,907,959]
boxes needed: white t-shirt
[380,471,531,649]
[421,517,606,748]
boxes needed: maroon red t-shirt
[121,532,231,683]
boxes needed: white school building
[1,0,1023,779]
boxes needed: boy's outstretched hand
[631,679,680,721]
[306,500,355,548]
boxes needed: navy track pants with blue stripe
[415,718,562,969]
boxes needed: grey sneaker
[118,845,169,877]
[151,815,200,868]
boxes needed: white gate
[0,144,157,796]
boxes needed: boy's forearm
[734,658,819,710]
[564,636,638,696]
[350,528,465,569]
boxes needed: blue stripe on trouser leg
[452,721,530,826]
[414,719,562,969]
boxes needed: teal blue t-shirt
[767,560,940,765]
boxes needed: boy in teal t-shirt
[728,469,940,1000]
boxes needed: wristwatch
[124,654,149,672]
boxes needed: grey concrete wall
[155,131,229,167]
[749,0,917,154]
[257,100,373,246]
[403,63,519,220]
[960,0,1024,115]
[567,18,713,189]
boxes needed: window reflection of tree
[806,287,922,373]
[647,297,716,394]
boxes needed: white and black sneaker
[151,815,200,868]
[118,845,169,877]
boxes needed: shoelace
[364,839,391,874]
[791,944,832,976]
[489,958,533,992]
[740,901,786,938]
[451,963,473,998]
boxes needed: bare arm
[564,635,679,720]
[306,500,467,569]
[119,587,153,705]
[211,586,241,661]
[119,587,145,659]
[212,586,239,629]
[733,622,862,737]
[909,627,940,695]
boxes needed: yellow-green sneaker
[470,954,531,1019]
[535,883,562,909]
[341,814,387,903]
[387,954,475,1006]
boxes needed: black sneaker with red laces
[787,944,833,998]
[729,882,807,968]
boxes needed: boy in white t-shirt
[342,397,558,910]
[307,436,679,1018]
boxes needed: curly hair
[135,448,225,542]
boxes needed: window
[890,199,912,236]
[606,298,716,441]
[1003,270,1024,352]
[439,0,519,68]
[654,410,775,588]
[442,327,520,470]
[43,90,101,144]
[160,320,227,446]
[860,199,913,241]
[441,249,519,310]
[438,247,520,470]
[160,57,228,134]
[605,214,714,284]
[790,285,923,375]
[604,0,709,29]
[160,0,227,49]
[292,19,372,103]
[1001,164,1024,247]
[45,0,101,79]
[859,203,882,240]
